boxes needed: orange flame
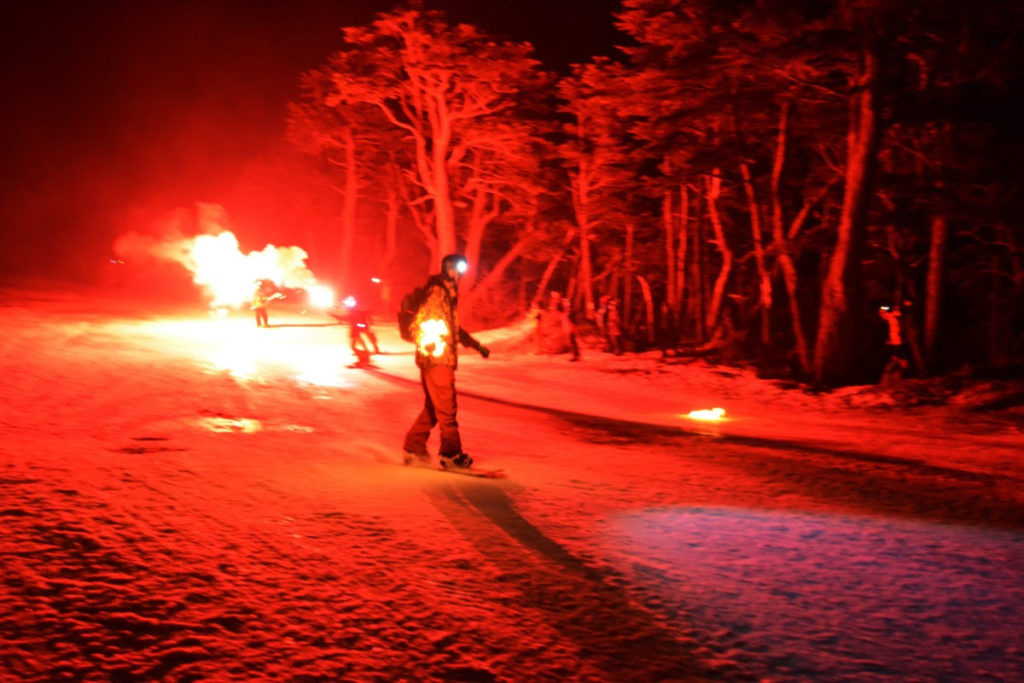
[417,318,449,358]
[115,216,332,309]
[685,407,726,421]
[187,232,325,309]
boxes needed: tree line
[268,0,1022,385]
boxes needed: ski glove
[479,345,490,359]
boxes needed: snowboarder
[403,253,490,470]
[336,296,380,366]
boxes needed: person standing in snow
[605,298,623,355]
[557,293,581,362]
[403,253,490,469]
[250,279,280,328]
[658,300,678,358]
[596,294,610,337]
[879,302,909,383]
[527,301,544,354]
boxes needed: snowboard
[404,456,506,479]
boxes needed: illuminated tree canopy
[278,0,1022,385]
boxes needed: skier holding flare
[403,254,489,470]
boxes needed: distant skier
[403,253,490,470]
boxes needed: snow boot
[439,453,473,470]
[403,451,431,467]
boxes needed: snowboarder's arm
[459,329,490,358]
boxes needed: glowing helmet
[441,253,468,278]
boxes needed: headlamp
[456,259,468,274]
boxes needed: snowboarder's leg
[403,369,438,454]
[423,365,462,457]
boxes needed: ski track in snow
[1,287,1022,681]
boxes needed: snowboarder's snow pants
[404,365,461,457]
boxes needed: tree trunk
[663,189,676,314]
[636,274,655,344]
[924,213,946,365]
[988,261,1002,364]
[571,162,596,318]
[383,182,399,270]
[466,238,529,312]
[462,160,500,296]
[391,150,438,273]
[770,101,812,376]
[430,102,457,256]
[705,170,732,336]
[533,227,576,308]
[375,104,440,271]
[693,187,706,342]
[624,221,635,331]
[675,182,688,324]
[340,127,359,285]
[813,44,882,385]
[740,162,771,347]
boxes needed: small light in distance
[308,285,335,308]
[370,277,381,284]
[685,407,726,421]
[342,295,357,308]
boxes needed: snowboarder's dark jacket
[412,274,483,370]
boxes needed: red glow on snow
[140,317,354,387]
[197,416,263,433]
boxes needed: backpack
[397,282,430,343]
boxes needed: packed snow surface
[1,286,1022,681]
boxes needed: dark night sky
[0,0,622,280]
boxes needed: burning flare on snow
[187,232,330,309]
[686,407,726,421]
[116,217,333,309]
[306,285,335,309]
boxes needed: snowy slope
[1,286,1022,681]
